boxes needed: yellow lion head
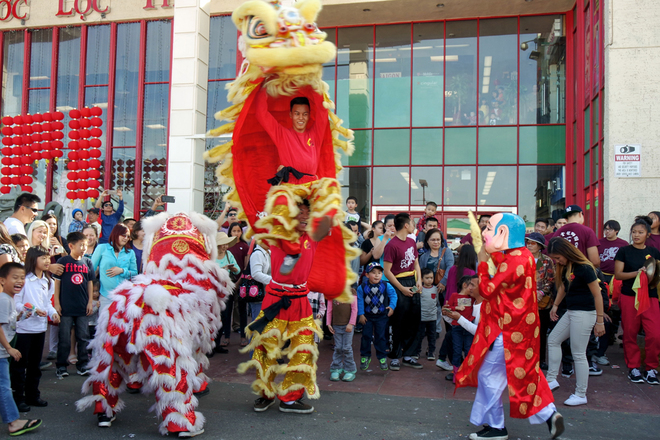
[232,0,336,75]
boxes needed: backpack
[238,242,266,303]
[595,269,611,312]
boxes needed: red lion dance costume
[455,213,564,440]
[76,213,231,438]
[205,0,358,410]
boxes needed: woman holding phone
[216,232,240,349]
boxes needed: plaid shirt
[535,253,555,310]
[307,291,326,318]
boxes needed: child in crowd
[12,246,60,412]
[327,291,358,382]
[68,209,87,233]
[357,262,397,371]
[444,275,477,381]
[415,268,438,361]
[53,232,95,378]
[345,196,370,233]
[10,234,29,263]
[87,281,101,357]
[307,290,326,343]
[416,201,437,233]
[0,263,42,436]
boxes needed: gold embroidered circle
[503,313,512,325]
[172,239,190,254]
[511,331,524,343]
[519,402,528,415]
[513,298,525,309]
[516,265,525,276]
[527,383,537,395]
[526,312,536,324]
[525,347,534,360]
[514,367,526,379]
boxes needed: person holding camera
[94,189,124,244]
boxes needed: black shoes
[278,398,314,414]
[17,402,30,412]
[25,398,47,407]
[469,425,508,440]
[546,411,565,439]
[253,397,276,412]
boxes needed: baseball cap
[364,262,384,274]
[525,232,546,249]
[563,205,583,218]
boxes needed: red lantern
[19,176,32,185]
[0,186,10,194]
[21,146,31,155]
[1,127,12,136]
[68,141,79,150]
[79,129,91,139]
[21,125,32,135]
[90,118,102,127]
[80,118,91,128]
[78,170,89,179]
[67,182,77,190]
[23,115,33,124]
[12,116,22,125]
[31,152,42,161]
[77,190,88,199]
[30,134,42,143]
[31,143,42,152]
[69,120,81,130]
[21,156,32,165]
[1,138,12,147]
[89,149,102,158]
[11,127,21,135]
[43,113,53,122]
[90,139,102,148]
[10,177,20,184]
[67,162,79,171]
[20,165,32,174]
[11,137,21,146]
[51,131,63,140]
[90,128,103,138]
[0,177,9,185]
[90,107,103,116]
[0,167,10,175]
[41,132,52,141]
[54,111,65,120]
[41,151,52,159]
[10,157,21,166]
[88,169,101,179]
[42,142,53,151]
[32,123,43,133]
[32,113,43,123]
[10,167,20,175]
[68,131,80,140]
[20,185,32,192]
[67,172,78,180]
[76,181,88,190]
[67,191,77,199]
[88,179,100,188]
[11,147,22,155]
[88,189,100,199]
[78,140,90,150]
[78,150,90,160]
[81,108,91,118]
[1,116,13,125]
[78,160,89,169]
[52,140,64,149]
[68,151,79,161]
[89,159,102,169]
[52,150,63,158]
[52,121,64,130]
[69,109,81,119]
[41,123,52,132]
[0,158,10,166]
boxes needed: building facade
[0,0,654,237]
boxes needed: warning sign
[614,144,641,177]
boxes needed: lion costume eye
[247,16,270,39]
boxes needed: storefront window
[519,125,566,164]
[444,127,476,164]
[337,26,372,129]
[478,166,516,205]
[412,22,444,127]
[86,25,110,85]
[1,31,24,116]
[479,18,517,125]
[338,167,370,218]
[29,29,52,89]
[519,16,566,124]
[142,83,169,210]
[411,129,442,165]
[518,165,565,226]
[113,23,140,147]
[208,16,237,80]
[445,21,477,126]
[478,127,516,164]
[373,129,409,165]
[444,166,476,205]
[373,167,409,205]
[323,29,336,103]
[109,148,136,219]
[145,21,171,83]
[411,166,442,206]
[374,24,411,128]
[345,129,371,166]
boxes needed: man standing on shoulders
[94,189,123,244]
[4,193,40,235]
[556,205,600,267]
[86,208,101,238]
[384,213,423,371]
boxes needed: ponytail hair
[547,237,596,291]
[367,220,383,239]
[631,215,652,234]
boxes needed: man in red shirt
[555,205,600,267]
[254,87,340,275]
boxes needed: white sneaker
[548,380,560,391]
[591,354,610,366]
[436,359,452,371]
[564,394,587,406]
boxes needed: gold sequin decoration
[534,395,543,407]
[516,265,525,277]
[503,313,512,325]
[500,263,508,273]
[511,332,523,343]
[511,250,522,256]
[535,361,540,373]
[468,354,474,366]
[485,303,492,314]
[497,296,501,305]
[487,282,495,293]
[485,325,491,337]
[504,349,511,361]
[513,298,525,309]
[514,367,526,379]
[527,383,537,395]
[534,326,540,338]
[526,312,536,324]
[498,318,503,329]
[519,402,528,415]
[508,385,515,397]
[525,277,533,289]
[474,335,480,345]
[525,347,534,360]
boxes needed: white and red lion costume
[76,212,232,437]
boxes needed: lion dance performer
[455,213,565,440]
[76,213,231,438]
[205,0,359,414]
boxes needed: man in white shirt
[3,193,41,235]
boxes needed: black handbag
[239,246,266,303]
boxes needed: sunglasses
[103,204,113,208]
[23,206,38,213]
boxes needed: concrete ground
[23,328,660,439]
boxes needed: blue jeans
[451,325,473,368]
[0,358,18,424]
[57,315,90,369]
[330,325,356,373]
[360,313,389,359]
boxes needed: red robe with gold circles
[455,247,554,419]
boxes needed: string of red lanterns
[66,107,103,201]
[0,112,65,194]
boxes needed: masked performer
[76,213,231,438]
[455,213,565,440]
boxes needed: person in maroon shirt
[555,205,600,267]
[383,213,422,371]
[253,88,340,275]
[598,220,628,282]
[647,211,660,251]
